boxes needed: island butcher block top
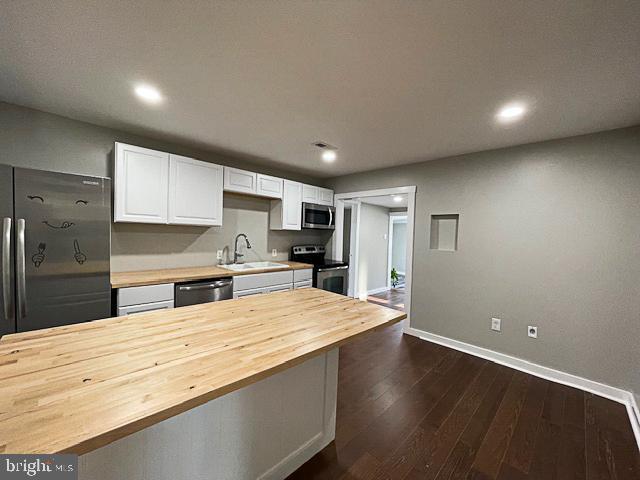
[110,261,313,288]
[0,288,405,455]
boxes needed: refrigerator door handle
[16,219,26,319]
[2,217,12,321]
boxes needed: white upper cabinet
[224,167,257,195]
[302,184,333,206]
[302,184,318,203]
[282,180,303,230]
[270,180,302,230]
[115,142,324,229]
[224,168,284,200]
[169,154,223,226]
[114,143,223,226]
[114,143,169,224]
[318,187,334,206]
[256,174,283,199]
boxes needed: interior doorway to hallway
[333,186,416,330]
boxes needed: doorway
[363,211,408,312]
[332,186,416,330]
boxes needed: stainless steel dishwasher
[174,278,233,307]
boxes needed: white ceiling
[361,195,408,209]
[1,1,639,178]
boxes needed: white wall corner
[404,326,640,453]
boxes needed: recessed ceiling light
[322,150,337,163]
[134,84,163,104]
[393,196,403,203]
[496,102,527,123]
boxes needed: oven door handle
[317,265,348,272]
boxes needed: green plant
[390,268,399,287]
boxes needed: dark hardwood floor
[367,288,405,312]
[287,322,640,480]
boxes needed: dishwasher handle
[177,279,233,291]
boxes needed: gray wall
[391,220,407,274]
[329,126,640,398]
[0,102,330,270]
[357,203,389,294]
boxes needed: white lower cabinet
[233,287,268,299]
[232,270,311,298]
[117,300,174,316]
[293,269,313,289]
[117,283,175,316]
[267,284,294,293]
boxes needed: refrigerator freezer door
[0,164,15,336]
[13,168,111,332]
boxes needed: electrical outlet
[216,250,223,260]
[272,249,277,257]
[491,317,501,332]
[528,326,538,338]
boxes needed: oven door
[302,203,335,230]
[315,266,348,295]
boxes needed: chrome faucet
[233,233,252,264]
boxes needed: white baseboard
[366,286,390,295]
[628,393,640,453]
[404,326,640,452]
[259,431,333,480]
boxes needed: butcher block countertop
[110,260,313,288]
[0,288,405,455]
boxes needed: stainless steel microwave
[302,202,335,230]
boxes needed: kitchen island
[0,288,405,479]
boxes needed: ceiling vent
[313,141,335,150]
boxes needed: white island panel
[79,349,338,480]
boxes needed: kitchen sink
[220,261,288,272]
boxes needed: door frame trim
[332,186,416,332]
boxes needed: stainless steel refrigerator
[1,165,111,335]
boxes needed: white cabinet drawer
[267,283,293,293]
[117,300,174,316]
[293,268,313,282]
[256,174,283,199]
[117,283,175,308]
[233,270,294,291]
[294,280,312,289]
[233,287,268,299]
[224,167,257,194]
